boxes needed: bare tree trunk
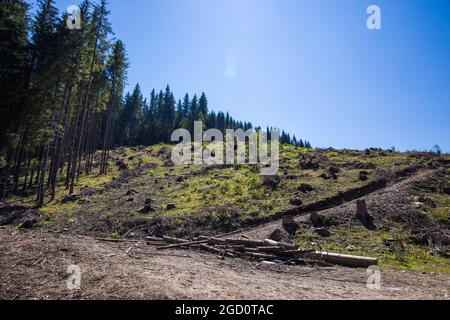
[23,155,30,191]
[66,82,84,190]
[70,90,89,194]
[34,147,43,186]
[28,163,35,189]
[37,145,50,208]
[50,84,72,201]
[12,128,26,193]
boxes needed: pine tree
[189,94,198,134]
[179,94,190,130]
[161,85,176,142]
[100,40,127,174]
[198,93,208,113]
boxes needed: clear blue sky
[35,0,450,151]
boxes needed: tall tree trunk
[12,128,26,193]
[37,145,50,208]
[66,82,84,189]
[23,155,30,191]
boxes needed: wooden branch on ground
[95,237,159,244]
[162,236,189,244]
[146,236,164,242]
[156,239,208,251]
[224,238,265,247]
[244,252,279,260]
[200,244,236,258]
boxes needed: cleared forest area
[1,145,449,299]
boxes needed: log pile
[151,235,378,268]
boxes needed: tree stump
[282,215,300,235]
[268,228,291,242]
[309,212,323,228]
[356,199,375,230]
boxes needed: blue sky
[34,0,450,151]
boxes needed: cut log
[200,244,236,258]
[146,236,164,242]
[244,252,279,260]
[207,237,227,245]
[224,238,265,247]
[156,239,208,250]
[255,246,286,253]
[162,236,189,244]
[244,247,261,253]
[263,239,279,246]
[263,239,297,249]
[304,251,378,268]
[213,245,247,251]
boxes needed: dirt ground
[1,169,449,300]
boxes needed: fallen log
[263,239,278,246]
[255,246,286,253]
[303,251,378,268]
[224,238,265,247]
[162,236,189,244]
[207,237,227,245]
[244,252,279,260]
[146,236,164,242]
[95,237,163,245]
[156,239,208,250]
[263,239,297,249]
[213,245,247,251]
[243,247,260,253]
[200,244,236,258]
